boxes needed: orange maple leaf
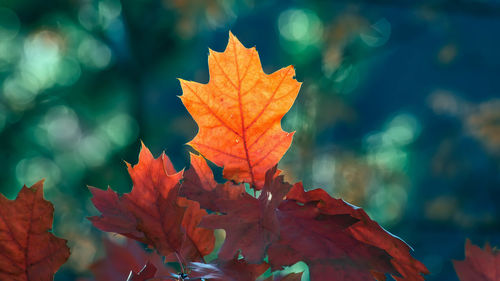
[180,32,301,188]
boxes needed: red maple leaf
[180,153,247,212]
[453,239,500,281]
[189,256,269,281]
[271,183,429,281]
[0,180,70,281]
[268,200,395,281]
[174,196,217,264]
[89,238,171,281]
[200,166,291,263]
[89,143,215,262]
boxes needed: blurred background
[0,0,499,280]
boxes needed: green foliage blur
[0,0,499,280]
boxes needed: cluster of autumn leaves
[0,33,498,281]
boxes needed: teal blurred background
[0,0,499,280]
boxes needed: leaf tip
[227,30,245,50]
[139,139,147,149]
[30,179,45,192]
[228,30,239,42]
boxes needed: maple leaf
[453,239,500,281]
[270,183,429,281]
[89,143,215,262]
[268,200,395,281]
[180,153,247,212]
[0,180,70,281]
[200,166,292,263]
[179,32,301,189]
[175,197,217,264]
[189,256,269,281]
[89,238,171,281]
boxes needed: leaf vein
[245,67,292,131]
[183,82,241,138]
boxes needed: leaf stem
[175,251,185,274]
